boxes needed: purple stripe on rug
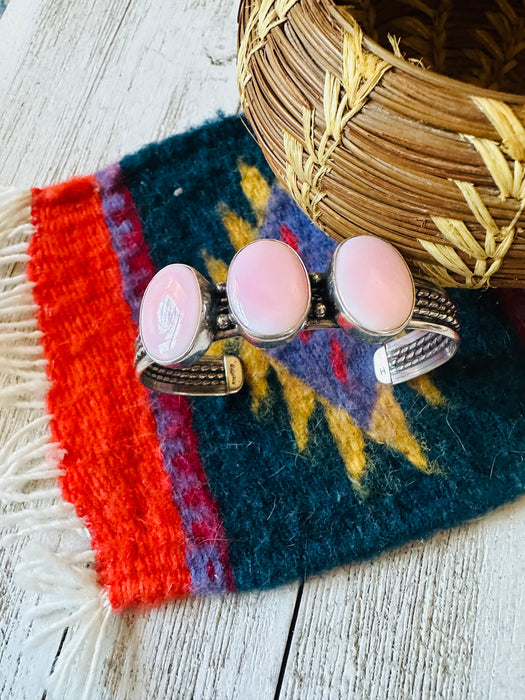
[261,185,378,427]
[96,164,234,594]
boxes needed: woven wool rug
[1,115,525,695]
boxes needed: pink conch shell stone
[140,264,202,364]
[227,239,311,340]
[334,236,414,333]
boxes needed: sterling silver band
[372,281,459,384]
[135,345,244,396]
[134,276,459,395]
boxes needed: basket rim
[329,1,525,105]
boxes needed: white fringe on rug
[0,187,117,700]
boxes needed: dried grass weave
[238,0,525,288]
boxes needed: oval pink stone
[227,239,311,341]
[140,264,202,364]
[334,236,414,333]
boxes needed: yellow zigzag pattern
[203,162,444,485]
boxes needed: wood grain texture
[0,1,524,699]
[0,410,68,700]
[92,587,299,700]
[280,500,525,700]
[0,1,295,697]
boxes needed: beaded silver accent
[135,276,459,394]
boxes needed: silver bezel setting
[135,245,460,396]
[328,240,416,343]
[139,265,214,367]
[226,239,312,347]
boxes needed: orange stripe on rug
[28,176,191,609]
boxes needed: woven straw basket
[238,0,525,288]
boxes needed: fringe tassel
[17,543,121,700]
[0,187,111,700]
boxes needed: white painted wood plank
[83,586,298,700]
[470,501,525,699]
[0,404,72,699]
[280,497,525,700]
[0,0,241,188]
[0,1,296,698]
[0,524,66,700]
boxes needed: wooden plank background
[0,1,524,698]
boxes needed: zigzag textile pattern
[0,117,524,691]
